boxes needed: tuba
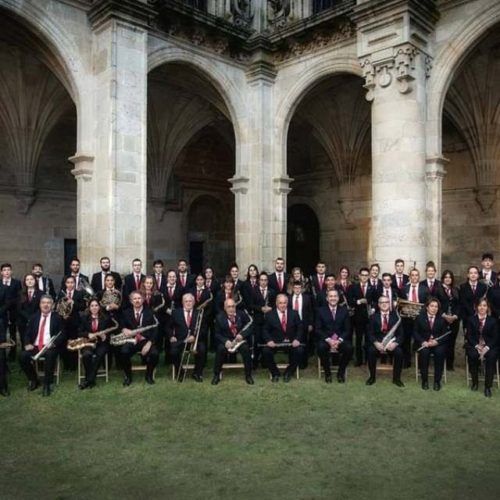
[396,298,424,320]
[78,277,96,299]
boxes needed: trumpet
[32,331,62,361]
[110,318,159,346]
[67,319,119,351]
[227,310,253,353]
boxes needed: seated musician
[77,299,115,390]
[212,298,254,385]
[465,298,498,398]
[0,316,8,396]
[289,280,314,368]
[413,297,449,391]
[316,289,353,383]
[366,296,404,387]
[120,291,159,386]
[19,295,63,396]
[262,294,304,382]
[170,293,206,382]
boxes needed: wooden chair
[77,351,109,383]
[414,351,447,383]
[34,356,61,385]
[317,352,347,380]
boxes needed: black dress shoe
[28,379,40,391]
[433,382,441,391]
[421,381,429,390]
[354,362,362,367]
[366,377,376,386]
[145,375,155,385]
[123,376,132,387]
[211,375,220,385]
[283,372,292,383]
[471,382,479,391]
[245,375,254,385]
[271,375,280,383]
[42,385,52,397]
[0,388,10,397]
[325,374,332,383]
[484,387,492,398]
[192,373,203,383]
[393,380,405,388]
[337,375,345,383]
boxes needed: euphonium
[78,277,96,299]
[396,298,424,320]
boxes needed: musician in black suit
[60,258,89,291]
[314,274,339,309]
[459,266,488,329]
[203,266,220,297]
[78,299,116,390]
[0,316,8,396]
[203,266,220,351]
[289,280,314,368]
[316,289,353,383]
[391,258,409,292]
[122,258,145,304]
[480,253,497,286]
[19,295,64,396]
[465,298,498,397]
[229,264,245,298]
[348,267,375,366]
[262,294,304,382]
[420,261,442,298]
[488,276,500,323]
[177,259,195,294]
[170,293,206,382]
[1,263,22,360]
[374,273,402,312]
[366,296,404,386]
[164,270,183,363]
[215,276,243,314]
[241,264,260,314]
[120,291,159,385]
[268,257,290,295]
[151,259,167,295]
[310,261,327,298]
[32,263,56,299]
[90,256,122,294]
[440,270,460,370]
[17,274,44,347]
[413,298,449,391]
[368,263,383,293]
[212,298,254,385]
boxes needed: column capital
[88,0,156,31]
[69,153,95,182]
[229,175,250,194]
[273,175,293,195]
[425,155,449,180]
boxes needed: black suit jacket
[214,310,253,345]
[1,279,22,311]
[122,273,146,303]
[0,285,7,322]
[403,283,429,304]
[37,276,56,299]
[391,273,409,291]
[487,285,500,320]
[439,286,460,317]
[164,285,184,315]
[288,293,314,330]
[250,288,277,325]
[17,290,44,325]
[373,286,402,312]
[241,279,259,309]
[413,312,448,345]
[459,282,488,320]
[309,274,327,297]
[465,315,498,350]
[121,307,158,343]
[79,314,114,342]
[60,273,89,292]
[348,283,375,322]
[91,271,122,294]
[315,305,351,343]
[268,272,290,294]
[24,311,64,347]
[419,279,442,298]
[263,309,304,343]
[481,270,498,286]
[170,308,201,342]
[368,311,403,345]
[176,273,196,293]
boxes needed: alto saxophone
[67,319,119,351]
[110,318,159,346]
[227,310,253,353]
[381,312,402,349]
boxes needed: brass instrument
[397,298,424,320]
[32,331,62,361]
[110,317,159,346]
[100,289,122,310]
[78,277,96,299]
[340,291,355,317]
[56,295,73,320]
[227,310,253,353]
[417,330,452,351]
[381,312,402,349]
[67,319,119,351]
[153,292,166,313]
[0,338,15,349]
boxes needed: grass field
[2,357,500,500]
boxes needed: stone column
[354,0,438,272]
[74,1,152,274]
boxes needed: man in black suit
[459,266,488,328]
[228,264,245,298]
[122,258,145,304]
[1,263,22,361]
[212,298,254,385]
[152,259,167,295]
[368,263,383,292]
[90,256,122,294]
[480,253,497,286]
[32,263,56,299]
[60,258,89,292]
[366,296,405,387]
[120,291,159,386]
[310,261,327,298]
[348,267,374,366]
[420,261,442,297]
[316,288,353,383]
[164,270,183,363]
[268,257,290,294]
[19,295,64,396]
[262,294,304,382]
[314,273,338,309]
[391,258,409,292]
[170,293,206,382]
[289,280,314,368]
[374,273,401,312]
[177,259,195,294]
[0,316,9,396]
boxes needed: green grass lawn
[2,357,500,500]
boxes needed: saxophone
[227,310,253,353]
[153,292,165,313]
[110,317,159,346]
[381,312,402,349]
[67,319,119,351]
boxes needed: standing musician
[60,258,89,292]
[77,299,114,390]
[190,274,213,360]
[229,264,245,297]
[368,263,383,293]
[337,266,352,299]
[212,298,254,385]
[314,273,339,309]
[268,257,290,294]
[164,270,183,363]
[17,274,44,348]
[262,294,304,383]
[348,267,374,366]
[0,316,9,396]
[392,258,409,292]
[1,263,22,361]
[241,264,260,310]
[287,267,311,295]
[487,275,500,324]
[316,288,353,383]
[140,276,165,313]
[120,291,159,386]
[366,296,405,387]
[152,259,167,295]
[310,261,327,298]
[90,256,122,294]
[215,276,242,314]
[190,274,212,307]
[459,266,488,332]
[480,253,497,286]
[374,273,401,312]
[170,293,206,382]
[204,266,221,351]
[203,266,220,297]
[440,270,460,371]
[122,258,145,305]
[289,280,314,368]
[98,274,122,318]
[177,259,195,293]
[32,263,56,299]
[420,261,442,297]
[19,295,64,396]
[413,297,449,391]
[465,298,498,397]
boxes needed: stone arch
[427,3,500,156]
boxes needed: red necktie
[229,315,237,337]
[135,276,141,290]
[206,280,211,288]
[429,316,434,331]
[479,318,485,344]
[472,284,476,294]
[28,290,33,302]
[319,275,324,290]
[68,290,73,300]
[294,296,299,311]
[186,310,192,328]
[181,274,186,287]
[92,318,98,333]
[145,294,151,306]
[168,287,173,299]
[331,308,336,321]
[382,314,388,333]
[156,275,161,289]
[37,314,48,350]
[197,290,202,302]
[281,312,287,333]
[278,274,283,290]
[135,312,141,326]
[398,277,403,289]
[412,286,417,302]
[429,281,434,293]
[362,284,366,297]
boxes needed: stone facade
[0,0,498,284]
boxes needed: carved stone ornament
[15,187,36,215]
[474,187,498,214]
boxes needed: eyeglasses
[360,274,369,277]
[379,300,390,304]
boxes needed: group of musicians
[0,253,498,397]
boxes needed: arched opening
[0,11,77,282]
[146,62,235,272]
[441,25,500,275]
[286,73,371,271]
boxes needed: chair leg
[465,355,469,385]
[496,360,500,389]
[415,352,418,382]
[317,357,321,379]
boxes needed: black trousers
[446,320,460,369]
[19,347,58,387]
[367,344,403,380]
[317,341,353,377]
[170,341,206,376]
[354,318,369,364]
[0,349,7,390]
[252,323,264,367]
[262,345,304,377]
[417,344,447,383]
[466,346,498,389]
[81,342,109,384]
[121,341,159,379]
[213,343,252,377]
[6,308,18,360]
[401,318,414,367]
